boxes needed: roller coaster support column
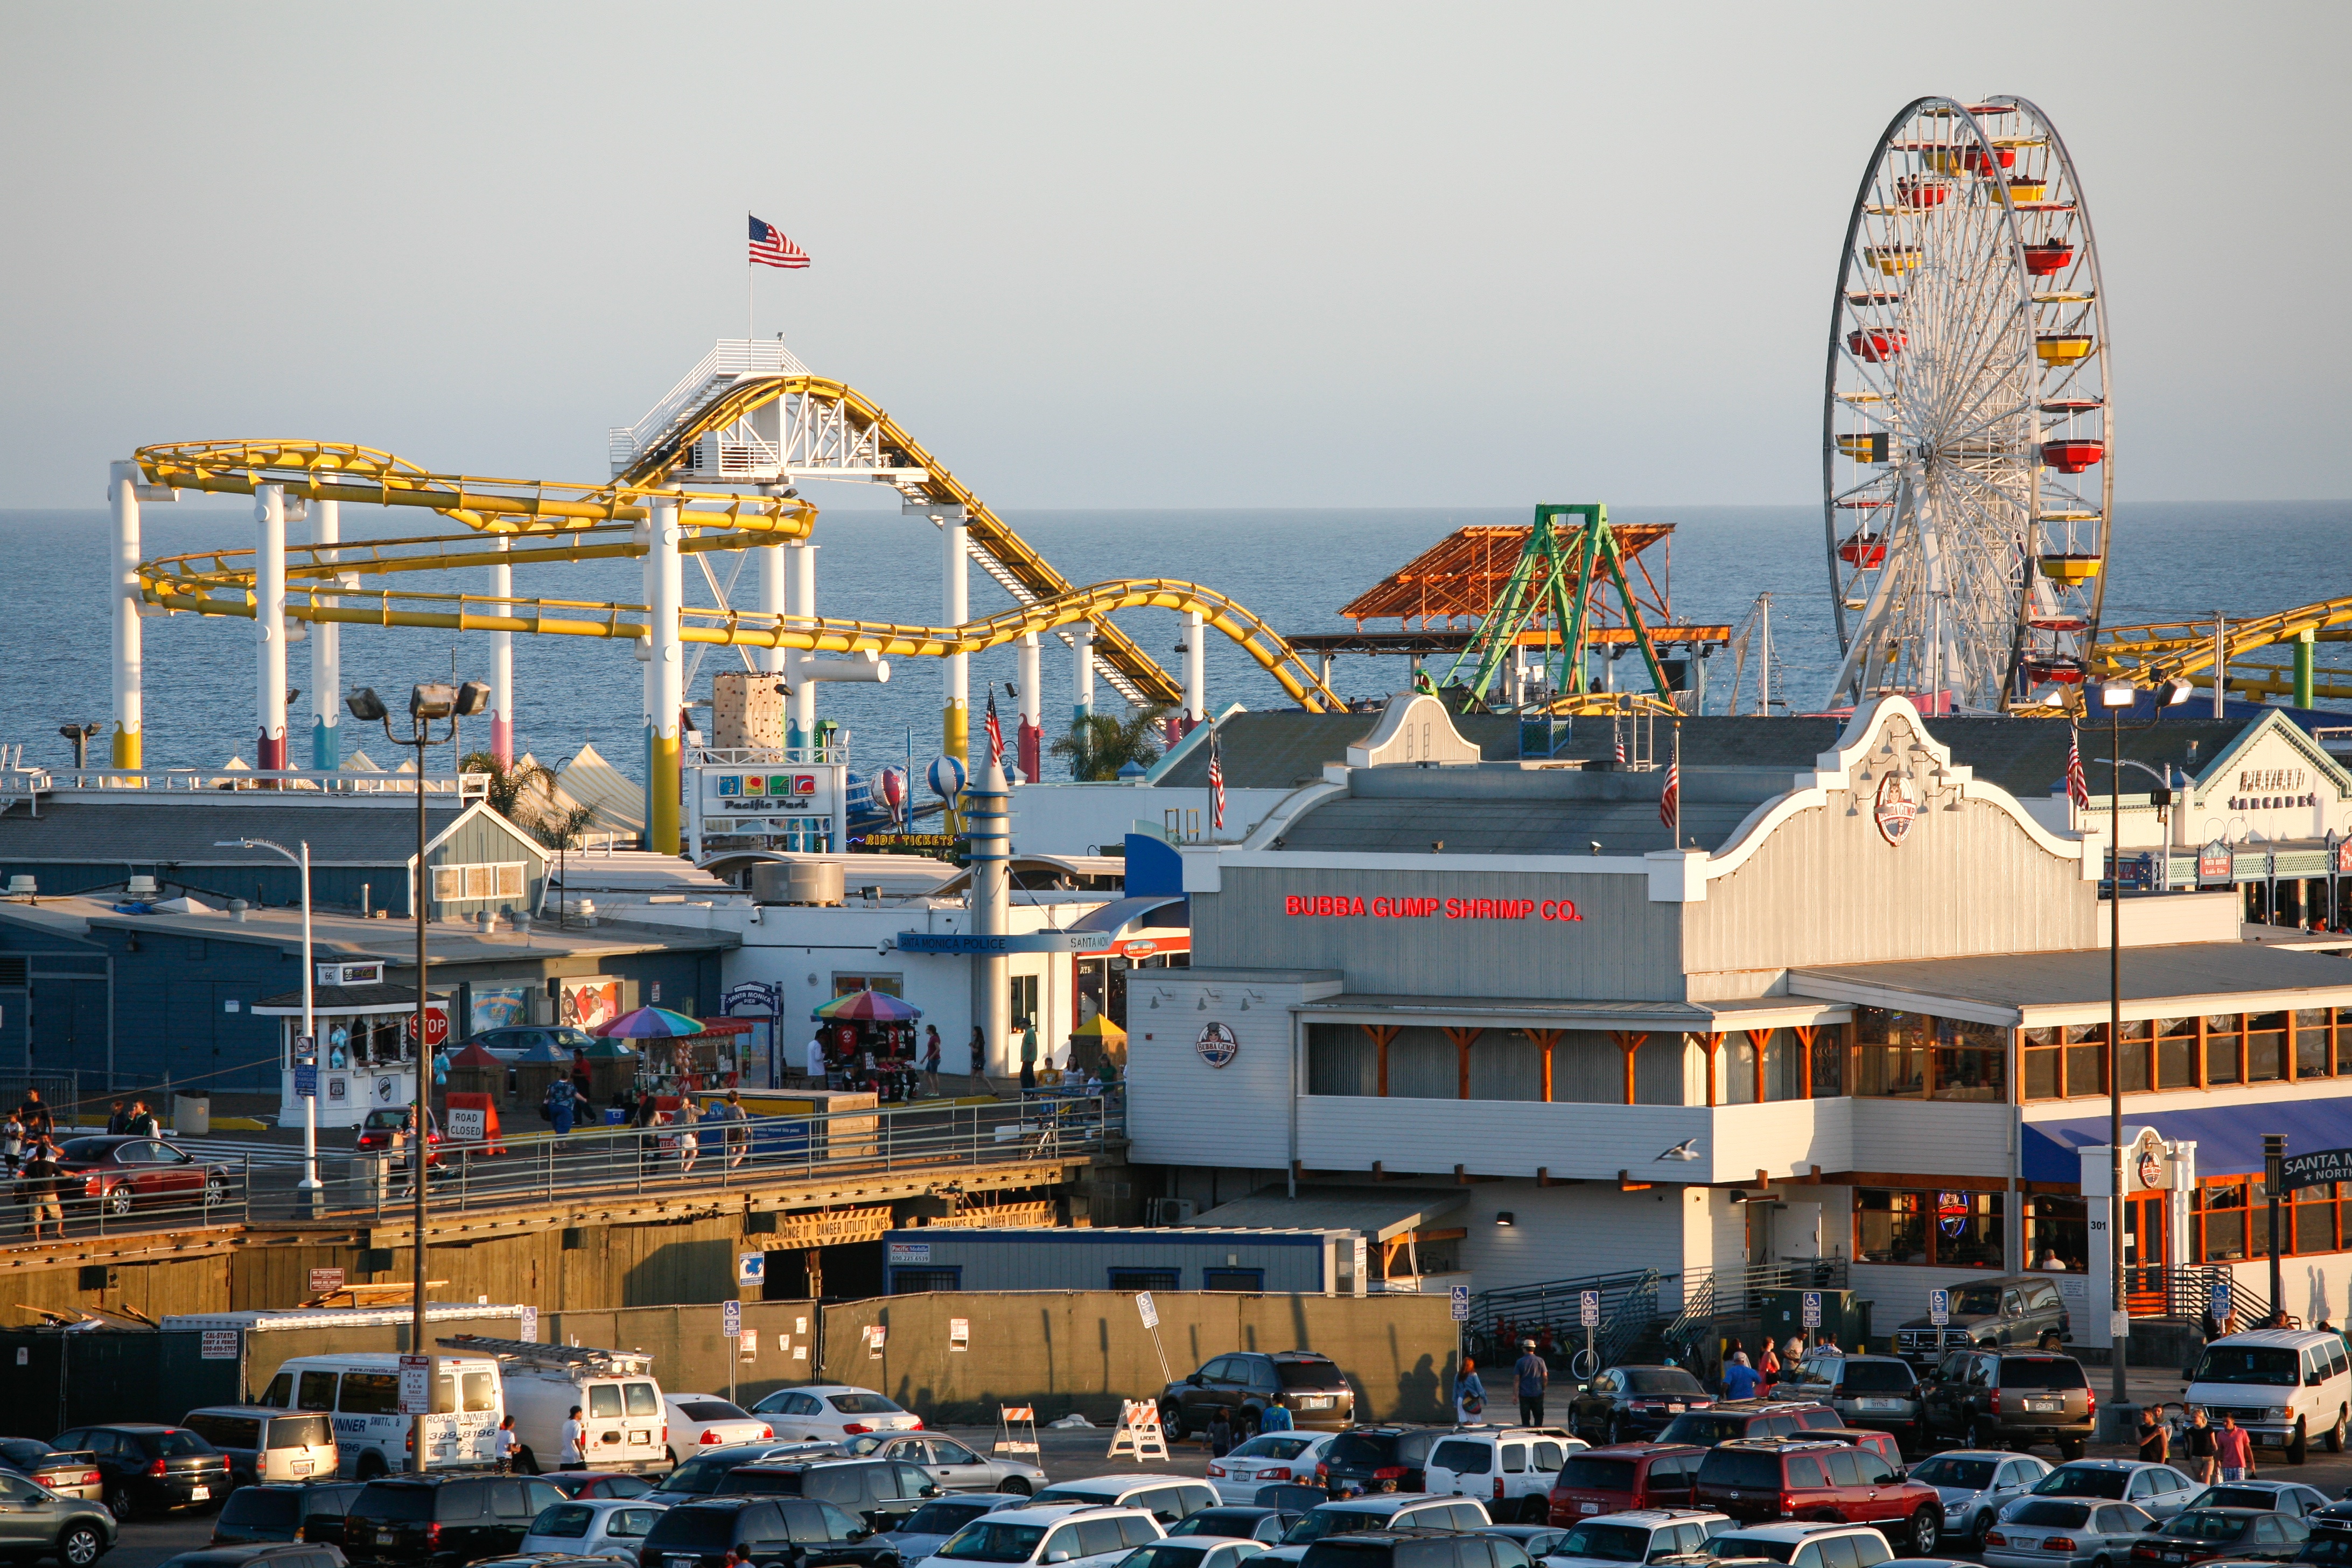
[1072,621,1095,726]
[310,500,342,769]
[936,502,971,827]
[255,485,289,774]
[489,534,513,765]
[107,461,147,769]
[758,541,787,680]
[644,500,684,854]
[2295,629,2316,711]
[1017,634,1042,783]
[788,542,818,752]
[965,757,1012,1077]
[1184,610,1206,729]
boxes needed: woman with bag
[1454,1355,1487,1425]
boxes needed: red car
[52,1135,231,1217]
[1693,1436,1943,1555]
[355,1106,444,1167]
[542,1471,659,1501]
[1550,1443,1706,1525]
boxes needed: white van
[255,1352,503,1478]
[439,1334,669,1474]
[2186,1328,2352,1462]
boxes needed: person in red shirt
[2214,1412,2256,1480]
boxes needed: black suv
[1565,1366,1717,1445]
[52,1423,234,1520]
[1163,1352,1359,1438]
[1653,1402,1841,1448]
[634,1495,899,1568]
[722,1458,941,1534]
[1919,1350,2094,1458]
[1301,1528,1535,1568]
[1315,1429,1448,1496]
[1893,1276,2069,1366]
[342,1474,570,1567]
[211,1482,368,1547]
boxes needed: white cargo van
[2186,1328,2352,1462]
[254,1351,503,1478]
[438,1334,669,1474]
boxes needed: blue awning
[2023,1099,2352,1183]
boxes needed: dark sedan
[51,1423,233,1519]
[1566,1366,1716,1445]
[354,1108,442,1168]
[0,1437,104,1501]
[51,1135,230,1218]
[2131,1509,2310,1567]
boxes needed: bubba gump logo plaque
[1874,771,1919,845]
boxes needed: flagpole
[1672,722,1682,851]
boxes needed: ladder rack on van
[437,1334,654,1377]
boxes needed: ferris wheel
[1823,96,2111,712]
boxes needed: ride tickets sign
[1283,893,1583,923]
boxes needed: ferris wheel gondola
[1823,96,2112,711]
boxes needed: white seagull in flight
[1655,1138,1702,1162]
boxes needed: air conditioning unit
[1148,1198,1198,1226]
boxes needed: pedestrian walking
[1454,1355,1487,1424]
[1758,1341,1780,1383]
[561,1405,586,1469]
[2187,1407,2218,1483]
[545,1076,576,1137]
[2216,1412,2255,1481]
[632,1096,662,1177]
[105,1100,129,1135]
[923,1027,943,1095]
[1019,1018,1038,1090]
[20,1136,64,1241]
[13,1089,53,1143]
[1722,1351,1762,1401]
[1207,1406,1235,1458]
[715,1089,749,1168]
[125,1099,159,1137]
[1,1110,22,1177]
[1259,1401,1293,1433]
[676,1110,699,1174]
[969,1026,993,1093]
[2138,1405,2169,1464]
[806,1028,829,1089]
[494,1415,518,1474]
[1514,1339,1550,1427]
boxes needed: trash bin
[173,1094,210,1137]
[349,1154,389,1205]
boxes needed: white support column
[758,542,787,677]
[489,534,513,765]
[107,461,144,769]
[1016,633,1042,784]
[1184,608,1206,725]
[942,512,969,770]
[646,501,684,855]
[311,499,341,769]
[255,485,289,773]
[1072,620,1095,727]
[966,759,1013,1075]
[788,542,817,753]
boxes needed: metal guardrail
[0,1092,1121,1247]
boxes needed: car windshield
[1626,1370,1705,1395]
[1907,1457,1997,1489]
[1555,1458,1636,1492]
[2034,1467,2129,1500]
[677,1401,753,1422]
[1286,1509,1391,1544]
[937,1522,1051,1562]
[829,1393,904,1414]
[2000,1360,2088,1390]
[1559,1524,1652,1561]
[1951,1287,2003,1314]
[1658,1415,1746,1446]
[2193,1489,2282,1510]
[904,1502,998,1536]
[1836,1362,1915,1392]
[2163,1514,2253,1541]
[1172,1514,1264,1538]
[0,1440,57,1464]
[656,1456,748,1495]
[220,1489,303,1524]
[1324,1434,1399,1466]
[2010,1502,2094,1527]
[1707,1537,1800,1563]
[1277,1362,1349,1390]
[2193,1348,2302,1387]
[1232,1436,1318,1460]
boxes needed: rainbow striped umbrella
[589,1005,708,1039]
[813,989,922,1023]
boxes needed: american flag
[749,216,809,270]
[2066,731,2089,809]
[1207,721,1226,831]
[1659,755,1679,829]
[983,690,1005,768]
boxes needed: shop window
[2157,1017,2198,1090]
[1936,1191,2004,1268]
[2116,1019,2153,1095]
[1857,1187,2005,1268]
[2023,1027,2060,1101]
[1930,1018,2007,1101]
[2295,1185,2340,1255]
[1761,1030,1804,1101]
[2026,1195,2088,1272]
[1856,1189,1927,1264]
[1728,1036,1760,1105]
[1852,1009,1929,1097]
[832,975,904,997]
[431,861,527,902]
[2063,1024,2107,1098]
[1809,1031,1843,1097]
[2206,1015,2243,1084]
[2297,1011,2332,1078]
[1008,975,1040,1031]
[2246,1012,2286,1082]
[1202,1269,1265,1292]
[1108,1268,1179,1292]
[2197,1181,2247,1262]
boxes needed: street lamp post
[2074,675,2192,1433]
[347,680,489,1474]
[216,837,318,1193]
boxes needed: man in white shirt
[561,1406,586,1469]
[805,1031,829,1088]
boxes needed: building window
[2026,1195,2088,1272]
[2117,1019,2153,1094]
[1202,1268,1265,1292]
[2297,1011,2332,1078]
[1931,1019,2007,1101]
[1854,1010,2005,1100]
[2246,1012,2287,1082]
[2295,1184,2341,1255]
[890,1268,961,1293]
[1852,1010,1928,1097]
[2206,1015,2243,1084]
[2199,1177,2347,1262]
[2157,1017,2199,1090]
[2197,1181,2248,1262]
[1809,1031,1844,1097]
[832,974,902,997]
[1108,1268,1179,1292]
[431,862,526,903]
[2024,1027,2060,1100]
[1856,1187,2006,1269]
[2063,1025,2107,1097]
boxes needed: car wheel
[2288,1417,2309,1466]
[666,1447,678,1465]
[1967,1417,2001,1452]
[1911,1507,1941,1555]
[2327,1409,2347,1454]
[1002,1476,1033,1497]
[57,1524,105,1568]
[105,1184,133,1217]
[1962,1510,1991,1552]
[104,1482,134,1521]
[356,1452,387,1481]
[2060,1437,2087,1460]
[1160,1405,1187,1443]
[1520,1496,1547,1524]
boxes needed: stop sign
[403,1007,451,1048]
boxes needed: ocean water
[0,500,2346,780]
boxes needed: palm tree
[460,750,558,828]
[1050,706,1169,781]
[531,803,601,851]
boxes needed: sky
[1,3,2346,511]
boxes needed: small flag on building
[2066,732,2089,810]
[1207,722,1226,831]
[1659,754,1679,829]
[749,216,809,270]
[983,690,1005,768]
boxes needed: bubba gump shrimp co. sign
[1282,892,1583,923]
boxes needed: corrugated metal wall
[884,1230,1327,1293]
[1193,866,1684,1000]
[1685,796,2094,979]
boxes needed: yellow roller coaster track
[2094,598,2352,704]
[613,374,1189,708]
[132,439,1349,712]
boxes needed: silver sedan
[2028,1460,2200,1522]
[1984,1497,2155,1568]
[846,1432,1048,1495]
[1907,1450,2052,1550]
